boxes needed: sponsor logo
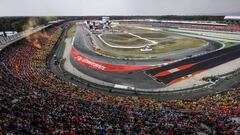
[74,56,106,70]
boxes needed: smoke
[44,16,56,22]
[23,17,53,49]
[22,17,38,31]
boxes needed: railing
[0,24,51,50]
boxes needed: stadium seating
[0,23,239,134]
[121,21,240,32]
[154,22,240,31]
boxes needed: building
[102,16,110,24]
[224,16,240,24]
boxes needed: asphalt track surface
[146,43,240,76]
[71,24,224,89]
[157,46,240,85]
[71,25,162,89]
[70,57,164,89]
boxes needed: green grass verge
[223,41,235,48]
[67,25,77,38]
[96,50,147,58]
[56,41,66,59]
[134,32,169,39]
[56,25,76,59]
[101,33,150,46]
[113,25,157,33]
[150,38,206,53]
[97,25,206,58]
[102,33,135,40]
[99,36,206,54]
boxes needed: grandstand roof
[159,20,226,26]
[115,20,227,26]
[224,16,240,20]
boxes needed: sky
[0,0,240,16]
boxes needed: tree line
[58,15,225,21]
[0,17,56,33]
[0,16,225,34]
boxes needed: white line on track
[98,32,158,49]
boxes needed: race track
[69,23,228,90]
[73,24,222,65]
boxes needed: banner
[71,47,149,71]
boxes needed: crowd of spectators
[121,21,240,32]
[0,23,240,134]
[153,23,240,32]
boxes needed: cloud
[0,0,240,16]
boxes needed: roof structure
[224,16,240,20]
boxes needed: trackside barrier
[218,67,240,77]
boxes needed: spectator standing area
[0,20,239,134]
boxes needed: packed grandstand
[0,19,240,135]
[120,20,240,31]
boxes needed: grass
[66,25,77,38]
[101,33,150,46]
[56,41,66,59]
[98,36,206,55]
[150,38,206,53]
[223,41,235,48]
[96,50,147,58]
[55,25,76,59]
[113,25,157,33]
[134,32,169,39]
[106,38,149,46]
[102,33,135,40]
[96,25,207,58]
[110,25,175,43]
